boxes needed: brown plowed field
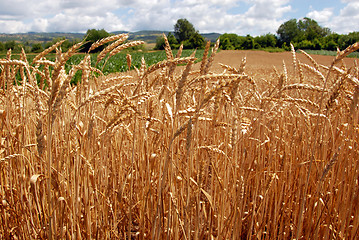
[206,50,357,78]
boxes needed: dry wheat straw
[176,44,184,58]
[109,41,145,59]
[299,62,325,82]
[126,54,132,70]
[32,40,65,64]
[96,34,129,64]
[282,83,327,92]
[89,33,128,53]
[1,34,358,239]
[200,41,211,75]
[332,42,359,65]
[163,33,174,60]
[203,38,220,75]
[175,59,194,112]
[51,41,84,84]
[145,57,195,77]
[291,43,297,70]
[299,49,321,70]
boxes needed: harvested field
[1,36,359,239]
[209,50,357,74]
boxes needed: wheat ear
[299,50,320,70]
[203,38,220,75]
[176,59,194,112]
[101,41,145,69]
[163,33,174,60]
[176,44,184,58]
[32,40,65,64]
[89,33,128,53]
[126,54,132,70]
[96,34,129,64]
[200,41,211,75]
[332,42,359,66]
[290,43,297,67]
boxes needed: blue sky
[0,0,358,35]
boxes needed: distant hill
[0,31,221,45]
[0,32,84,43]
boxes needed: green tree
[183,32,205,49]
[82,29,110,52]
[323,33,340,50]
[338,32,359,50]
[154,32,179,50]
[219,33,242,49]
[242,35,254,49]
[220,37,235,50]
[277,18,330,47]
[31,43,44,53]
[277,19,300,45]
[254,33,277,48]
[5,41,16,50]
[298,17,330,41]
[174,18,196,43]
[167,32,179,48]
[0,42,4,52]
[154,36,166,50]
[296,40,314,50]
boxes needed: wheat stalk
[89,33,128,52]
[203,38,220,75]
[32,40,65,64]
[200,41,211,75]
[175,59,194,112]
[163,33,174,60]
[332,42,359,65]
[96,34,129,64]
[299,49,321,70]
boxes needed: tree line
[219,17,359,51]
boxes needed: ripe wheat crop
[1,34,359,239]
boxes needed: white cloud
[306,1,359,34]
[0,20,28,33]
[306,8,333,23]
[330,1,359,33]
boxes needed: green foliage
[172,19,206,49]
[220,33,277,50]
[296,40,314,50]
[154,36,166,50]
[254,34,277,48]
[183,32,205,49]
[174,19,196,43]
[31,43,44,53]
[277,17,329,46]
[277,19,300,44]
[219,34,241,49]
[0,42,4,52]
[338,32,359,50]
[82,29,110,53]
[154,32,179,50]
[298,17,330,41]
[167,32,179,48]
[242,35,254,49]
[155,19,206,50]
[5,41,16,51]
[220,37,235,50]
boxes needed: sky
[0,0,358,36]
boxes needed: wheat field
[1,34,359,239]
